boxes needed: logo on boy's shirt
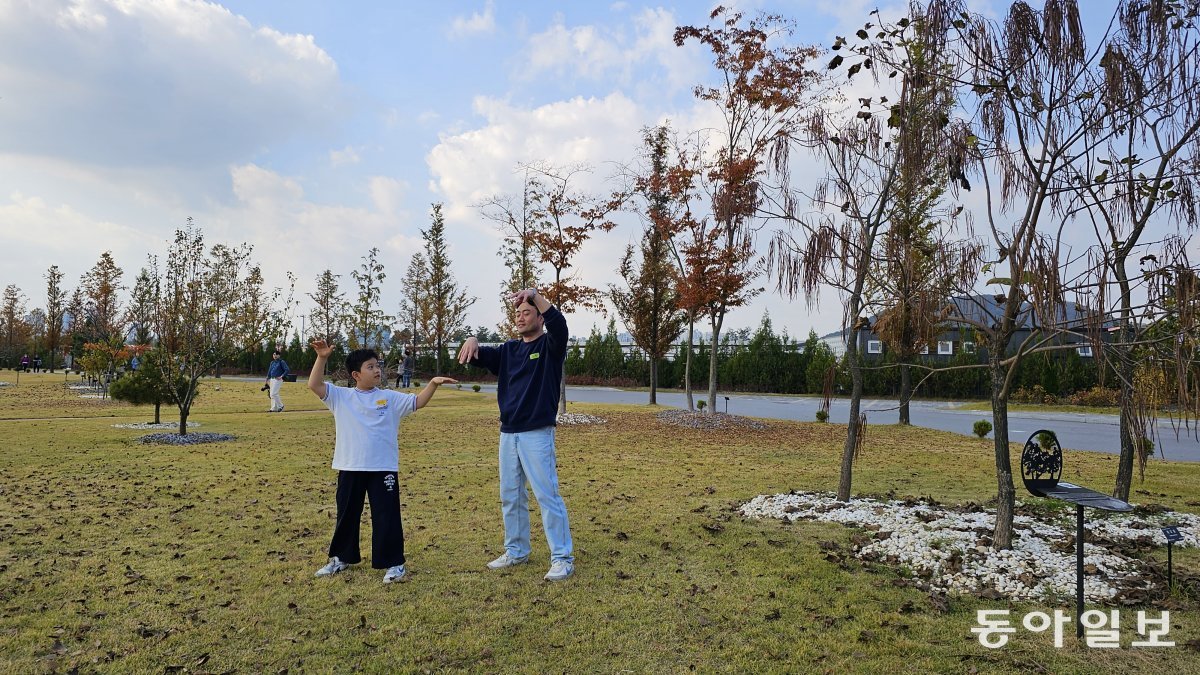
[529,352,540,360]
[384,474,396,492]
[376,399,389,416]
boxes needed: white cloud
[330,146,361,166]
[0,0,344,170]
[519,8,704,94]
[0,191,143,288]
[368,176,408,217]
[448,0,496,39]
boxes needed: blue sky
[0,0,1131,342]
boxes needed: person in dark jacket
[266,349,290,412]
[457,288,574,581]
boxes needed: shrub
[973,419,992,438]
[815,409,829,423]
[472,384,481,392]
[1067,386,1119,407]
[1140,436,1155,457]
[697,400,707,411]
[1012,384,1057,405]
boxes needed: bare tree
[478,168,544,338]
[768,3,975,503]
[1069,0,1200,499]
[922,0,1200,547]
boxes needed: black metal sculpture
[1017,429,1132,638]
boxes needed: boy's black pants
[328,471,406,568]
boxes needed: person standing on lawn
[308,340,457,583]
[266,349,290,412]
[456,287,575,582]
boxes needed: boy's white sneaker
[486,552,529,570]
[383,564,407,583]
[544,560,574,582]
[315,556,347,577]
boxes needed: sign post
[1019,430,1132,638]
[1162,526,1183,591]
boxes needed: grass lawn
[1,371,1197,673]
[955,401,1122,416]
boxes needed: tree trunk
[1112,267,1136,501]
[684,319,695,411]
[179,408,189,436]
[989,348,1015,550]
[559,371,567,415]
[1113,389,1136,501]
[898,361,911,425]
[707,313,724,412]
[153,401,161,425]
[838,346,863,502]
[649,355,658,405]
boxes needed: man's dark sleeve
[542,306,568,359]
[470,345,502,375]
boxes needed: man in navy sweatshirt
[457,287,574,581]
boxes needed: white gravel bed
[741,492,1194,602]
[113,421,200,430]
[557,412,607,425]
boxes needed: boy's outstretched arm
[308,340,332,400]
[415,376,458,410]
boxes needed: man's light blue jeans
[499,426,574,564]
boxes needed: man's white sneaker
[486,552,529,570]
[383,564,407,583]
[315,556,347,577]
[544,560,574,582]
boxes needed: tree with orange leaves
[675,6,826,411]
[521,161,629,414]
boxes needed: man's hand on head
[509,288,537,307]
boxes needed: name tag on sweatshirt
[529,352,540,360]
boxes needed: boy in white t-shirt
[307,340,457,583]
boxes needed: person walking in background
[19,354,29,372]
[32,354,42,373]
[401,349,414,388]
[457,287,575,582]
[266,349,290,412]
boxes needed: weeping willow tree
[766,1,976,502]
[903,0,1200,547]
[868,14,981,427]
[1070,0,1200,500]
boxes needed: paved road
[469,383,1200,463]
